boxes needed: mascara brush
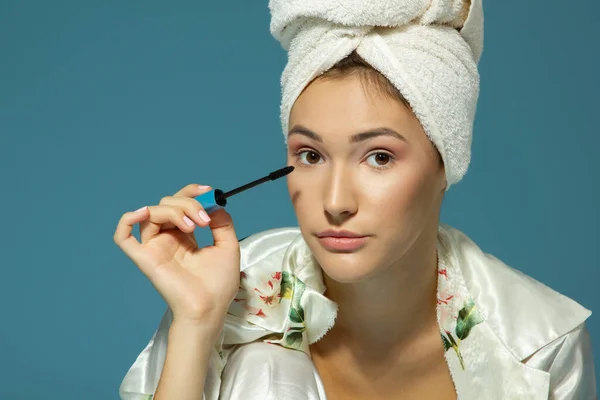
[196,165,294,214]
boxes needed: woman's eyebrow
[288,125,407,143]
[350,128,407,143]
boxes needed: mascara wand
[196,165,295,214]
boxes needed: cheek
[359,171,418,211]
[287,175,310,218]
[358,164,433,226]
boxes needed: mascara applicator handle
[196,189,227,214]
[195,166,294,214]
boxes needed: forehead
[289,74,419,140]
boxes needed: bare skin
[286,73,455,399]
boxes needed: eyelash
[293,148,396,171]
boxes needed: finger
[139,204,197,243]
[159,196,212,228]
[205,208,240,251]
[138,185,211,242]
[173,183,213,198]
[114,206,149,262]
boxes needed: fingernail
[198,185,211,190]
[198,209,211,223]
[183,216,195,227]
[135,206,147,212]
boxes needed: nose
[323,166,358,222]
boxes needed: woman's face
[286,73,446,283]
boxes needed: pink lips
[316,230,369,251]
[318,236,368,251]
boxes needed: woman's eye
[296,150,393,169]
[298,150,323,165]
[366,152,393,168]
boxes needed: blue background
[0,0,598,398]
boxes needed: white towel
[269,0,484,189]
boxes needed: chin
[312,249,380,283]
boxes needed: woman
[114,0,595,399]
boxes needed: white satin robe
[119,224,596,399]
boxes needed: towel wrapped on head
[269,0,484,189]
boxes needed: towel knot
[270,0,482,62]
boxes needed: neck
[312,223,440,361]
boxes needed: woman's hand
[114,184,241,332]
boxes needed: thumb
[206,208,239,249]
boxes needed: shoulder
[438,223,592,360]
